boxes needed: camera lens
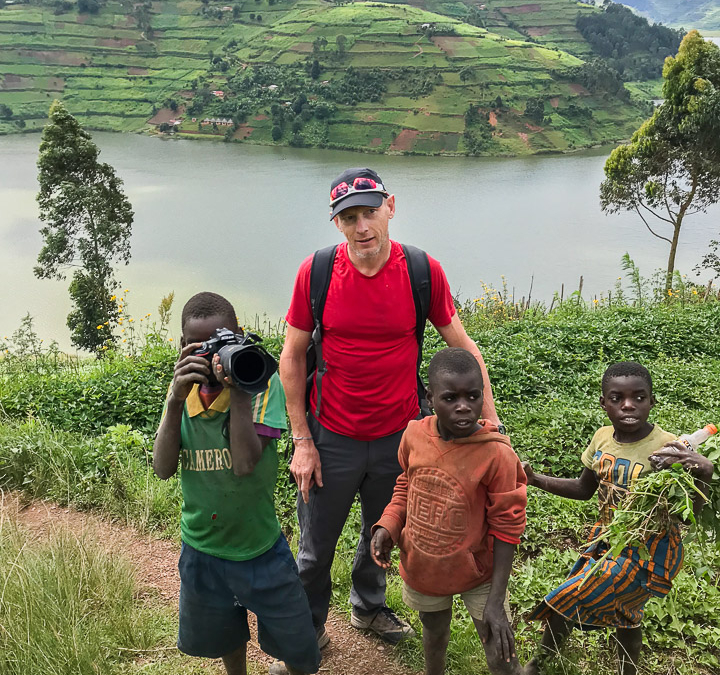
[219,343,277,394]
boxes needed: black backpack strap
[402,244,432,416]
[307,244,337,417]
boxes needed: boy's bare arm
[481,539,517,663]
[153,394,184,479]
[215,360,264,476]
[153,342,211,480]
[522,463,599,500]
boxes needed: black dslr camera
[192,327,277,394]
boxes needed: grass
[0,513,254,674]
[0,518,165,675]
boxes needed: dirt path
[2,493,417,675]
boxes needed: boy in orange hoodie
[371,347,527,675]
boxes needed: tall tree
[35,100,133,352]
[601,31,720,293]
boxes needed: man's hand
[290,438,323,504]
[650,441,714,481]
[480,600,516,664]
[521,461,536,487]
[370,527,394,569]
[171,343,211,401]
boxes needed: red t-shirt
[286,240,455,440]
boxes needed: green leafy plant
[583,465,709,582]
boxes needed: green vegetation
[0,517,241,674]
[577,2,682,79]
[1,266,719,673]
[0,520,165,675]
[601,32,720,292]
[0,0,663,154]
[35,100,134,352]
[621,0,720,31]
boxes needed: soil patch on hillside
[431,36,464,56]
[148,106,185,125]
[97,37,136,48]
[18,49,87,65]
[390,129,419,151]
[500,4,541,13]
[526,26,551,36]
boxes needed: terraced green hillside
[0,0,650,155]
[390,0,598,56]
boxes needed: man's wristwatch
[497,423,507,435]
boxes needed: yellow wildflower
[168,338,173,342]
[96,325,103,330]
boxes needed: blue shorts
[178,534,320,673]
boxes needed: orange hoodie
[374,417,527,597]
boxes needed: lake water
[1,132,718,351]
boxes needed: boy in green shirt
[154,291,320,675]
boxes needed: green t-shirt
[173,372,287,561]
[581,424,676,525]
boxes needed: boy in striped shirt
[522,361,713,675]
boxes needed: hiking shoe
[350,607,416,644]
[316,625,330,650]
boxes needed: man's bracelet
[292,436,313,441]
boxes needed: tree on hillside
[336,34,347,58]
[35,100,134,352]
[601,31,720,293]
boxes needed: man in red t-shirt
[278,167,500,651]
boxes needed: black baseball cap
[329,167,389,219]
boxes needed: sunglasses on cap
[330,177,386,204]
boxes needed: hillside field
[0,0,654,154]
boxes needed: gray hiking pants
[296,415,404,629]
